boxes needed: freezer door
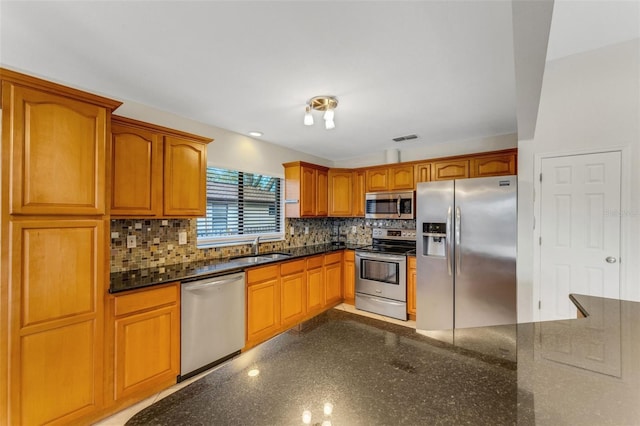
[416,180,455,331]
[454,176,517,328]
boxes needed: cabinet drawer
[344,250,355,261]
[247,265,279,284]
[280,259,305,276]
[114,284,177,317]
[306,255,324,269]
[324,252,342,265]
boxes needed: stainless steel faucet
[253,236,260,255]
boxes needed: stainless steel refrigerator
[416,175,517,332]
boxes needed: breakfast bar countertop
[109,243,362,293]
[124,294,640,425]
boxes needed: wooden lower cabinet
[343,250,355,305]
[306,256,325,314]
[407,256,417,320]
[246,265,281,347]
[280,260,306,327]
[108,283,180,407]
[324,252,343,305]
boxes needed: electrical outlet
[351,226,357,234]
[111,232,119,239]
[167,244,174,250]
[134,222,142,230]
[161,220,168,226]
[178,231,187,245]
[304,226,309,235]
[126,235,136,249]
[153,237,160,244]
[289,226,295,236]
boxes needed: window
[197,167,283,245]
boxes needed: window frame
[196,167,285,248]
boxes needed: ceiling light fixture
[304,96,338,130]
[248,131,263,137]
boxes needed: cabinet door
[407,256,417,317]
[324,255,343,306]
[470,152,517,178]
[389,165,414,190]
[328,170,353,217]
[163,136,207,217]
[9,219,104,425]
[316,168,328,216]
[414,163,431,185]
[114,304,179,400]
[306,258,325,313]
[111,122,163,216]
[300,166,317,217]
[352,170,366,217]
[432,160,470,181]
[6,83,107,215]
[343,251,355,304]
[280,271,306,326]
[366,168,389,192]
[246,277,280,344]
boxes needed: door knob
[605,256,617,264]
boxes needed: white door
[539,151,621,321]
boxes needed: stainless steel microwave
[365,191,415,219]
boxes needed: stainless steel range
[355,228,416,320]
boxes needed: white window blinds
[196,167,282,243]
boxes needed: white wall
[517,39,640,322]
[333,133,517,168]
[114,100,332,178]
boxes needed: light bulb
[323,108,334,121]
[304,106,314,126]
[325,118,335,130]
[302,410,312,424]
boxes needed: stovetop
[356,228,416,256]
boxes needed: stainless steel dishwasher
[179,271,245,381]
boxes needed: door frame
[532,146,628,322]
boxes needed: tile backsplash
[110,217,416,272]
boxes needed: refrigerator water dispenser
[422,222,446,257]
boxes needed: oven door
[355,251,407,302]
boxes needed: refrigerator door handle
[455,206,461,275]
[446,206,453,276]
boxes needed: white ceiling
[0,1,638,162]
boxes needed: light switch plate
[351,226,357,234]
[289,226,295,236]
[162,220,168,226]
[126,235,136,249]
[304,226,309,235]
[178,231,187,245]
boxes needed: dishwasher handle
[183,274,244,292]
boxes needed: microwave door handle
[455,206,461,275]
[446,206,452,276]
[396,196,401,217]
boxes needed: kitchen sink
[230,253,292,265]
[258,253,292,260]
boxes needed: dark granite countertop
[110,243,362,293]
[125,293,640,425]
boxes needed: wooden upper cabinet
[414,162,431,185]
[111,121,163,216]
[328,169,353,217]
[470,151,517,178]
[352,170,366,217]
[389,165,414,190]
[431,159,470,181]
[283,162,329,218]
[163,136,207,217]
[110,116,212,218]
[366,168,389,192]
[4,82,115,215]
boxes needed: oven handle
[356,252,406,263]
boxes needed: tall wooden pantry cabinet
[0,69,121,425]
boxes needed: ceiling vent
[392,134,418,142]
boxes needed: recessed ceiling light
[248,131,263,137]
